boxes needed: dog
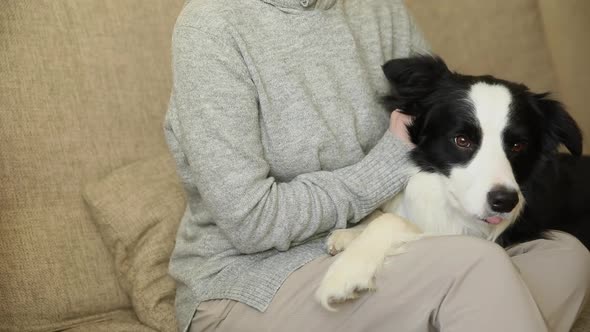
[315,55,587,310]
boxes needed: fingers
[389,109,415,146]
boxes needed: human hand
[389,109,414,147]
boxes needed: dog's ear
[382,55,450,115]
[534,93,583,156]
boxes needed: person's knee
[547,232,590,270]
[548,231,590,294]
[549,231,589,251]
[420,236,514,274]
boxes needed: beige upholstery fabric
[406,0,557,93]
[0,1,184,331]
[84,155,185,332]
[63,310,157,332]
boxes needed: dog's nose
[487,187,519,213]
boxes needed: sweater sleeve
[167,26,413,254]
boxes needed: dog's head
[382,55,582,235]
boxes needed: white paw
[326,229,362,256]
[315,253,378,311]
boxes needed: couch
[1,1,588,331]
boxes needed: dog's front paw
[326,228,363,256]
[315,253,378,310]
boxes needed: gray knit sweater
[164,0,429,330]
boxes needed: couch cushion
[63,310,156,332]
[406,0,558,94]
[84,154,185,332]
[0,1,183,331]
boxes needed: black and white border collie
[315,55,587,308]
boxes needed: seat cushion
[63,310,156,332]
[84,154,185,332]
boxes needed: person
[163,0,590,331]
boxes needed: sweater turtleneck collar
[261,0,336,10]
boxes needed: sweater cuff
[335,131,414,220]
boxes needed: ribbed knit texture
[164,0,429,330]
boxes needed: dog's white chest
[380,171,494,238]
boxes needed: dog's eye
[511,142,528,153]
[454,135,472,149]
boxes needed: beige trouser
[191,231,590,332]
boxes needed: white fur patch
[315,213,422,310]
[447,83,522,229]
